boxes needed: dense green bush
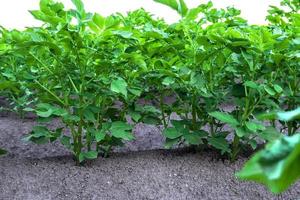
[0,0,299,164]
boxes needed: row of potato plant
[0,0,299,164]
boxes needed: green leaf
[236,134,300,194]
[162,77,175,86]
[23,126,54,144]
[83,109,96,122]
[249,139,258,150]
[71,0,85,16]
[63,114,80,122]
[128,111,142,122]
[35,103,67,118]
[277,108,300,122]
[60,136,71,149]
[208,137,231,155]
[128,88,142,97]
[111,78,128,98]
[235,127,249,137]
[183,133,204,145]
[185,6,202,20]
[209,112,239,126]
[95,130,106,142]
[264,85,276,96]
[84,151,98,160]
[79,153,85,163]
[0,148,7,156]
[154,0,188,17]
[112,30,133,39]
[178,0,189,16]
[273,84,283,93]
[36,109,53,118]
[257,127,281,142]
[244,81,259,89]
[110,121,134,141]
[79,151,98,163]
[52,108,68,116]
[143,105,161,114]
[93,13,105,29]
[257,111,278,120]
[154,0,179,13]
[171,120,188,132]
[245,121,266,132]
[164,138,180,149]
[35,103,54,118]
[163,128,182,139]
[241,51,254,71]
[190,73,205,89]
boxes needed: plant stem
[160,92,167,128]
[231,135,240,162]
[192,94,197,130]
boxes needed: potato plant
[237,108,300,193]
[0,0,299,164]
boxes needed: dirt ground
[0,114,299,200]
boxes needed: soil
[0,115,299,200]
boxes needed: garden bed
[0,115,299,200]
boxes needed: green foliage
[0,148,7,156]
[209,112,239,127]
[0,0,299,164]
[154,0,188,17]
[237,108,300,193]
[237,134,300,193]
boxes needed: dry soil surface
[0,114,299,200]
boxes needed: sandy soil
[0,115,299,200]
